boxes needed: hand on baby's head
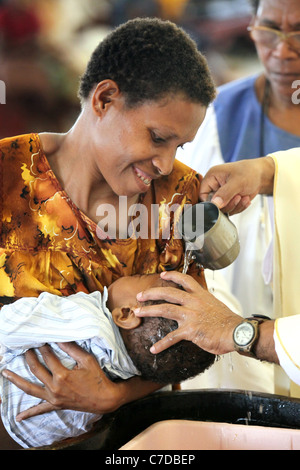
[108,273,215,384]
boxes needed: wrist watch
[233,315,270,357]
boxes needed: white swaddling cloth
[0,289,139,448]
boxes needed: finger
[134,301,181,319]
[199,191,215,202]
[219,194,242,214]
[159,271,201,293]
[149,329,186,354]
[2,369,48,400]
[57,341,85,361]
[25,348,54,387]
[199,175,224,200]
[209,180,245,209]
[37,344,69,374]
[56,342,100,369]
[16,402,59,422]
[228,195,252,215]
[136,285,189,305]
[207,195,224,208]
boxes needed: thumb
[209,173,245,208]
[209,194,225,209]
[211,190,242,210]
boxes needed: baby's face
[107,273,174,311]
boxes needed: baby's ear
[111,306,142,330]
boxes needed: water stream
[182,248,195,274]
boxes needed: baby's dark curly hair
[78,17,216,108]
[125,300,215,384]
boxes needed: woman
[175,0,300,395]
[0,18,215,424]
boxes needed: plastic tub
[41,390,300,450]
[120,419,300,450]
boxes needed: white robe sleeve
[270,148,300,321]
[270,148,300,387]
[274,316,300,386]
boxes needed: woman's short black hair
[78,17,216,108]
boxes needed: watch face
[234,322,255,346]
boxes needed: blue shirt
[214,75,300,162]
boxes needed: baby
[0,273,215,448]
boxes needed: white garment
[274,316,300,386]
[0,289,139,448]
[270,150,300,390]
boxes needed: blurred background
[0,0,262,139]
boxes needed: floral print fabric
[0,134,205,299]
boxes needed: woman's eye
[151,132,166,144]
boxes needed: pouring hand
[199,157,275,214]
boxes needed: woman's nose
[152,152,175,176]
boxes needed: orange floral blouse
[0,134,206,299]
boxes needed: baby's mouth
[133,167,152,186]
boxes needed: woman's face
[90,92,206,199]
[253,0,300,97]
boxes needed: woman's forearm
[117,376,163,409]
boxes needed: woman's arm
[2,342,162,421]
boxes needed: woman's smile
[133,166,153,187]
[91,92,206,200]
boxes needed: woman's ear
[92,79,120,116]
[112,306,142,330]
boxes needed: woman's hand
[134,271,241,355]
[2,342,162,422]
[199,157,275,214]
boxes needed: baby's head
[107,274,215,384]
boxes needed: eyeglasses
[247,25,300,52]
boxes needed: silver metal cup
[179,202,240,270]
